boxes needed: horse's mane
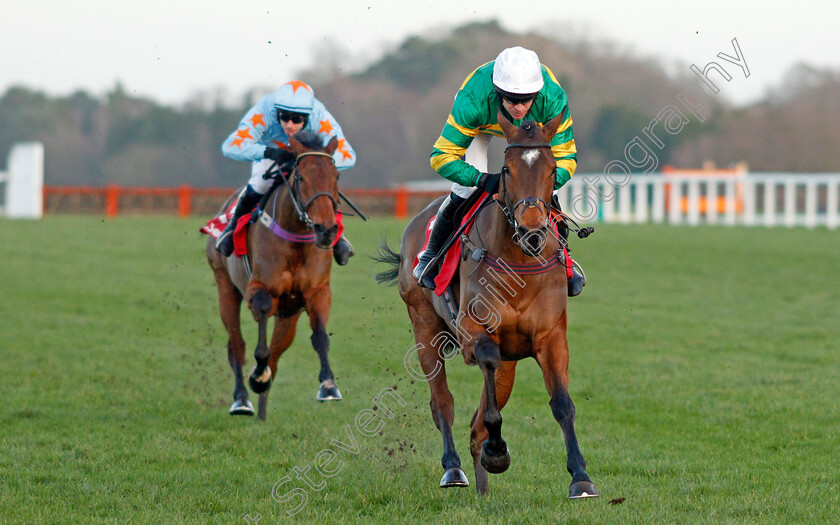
[521,120,537,139]
[294,130,328,151]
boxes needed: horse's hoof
[317,380,342,401]
[439,468,469,488]
[229,399,254,416]
[480,441,510,474]
[249,366,273,394]
[568,480,599,499]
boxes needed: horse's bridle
[499,141,554,234]
[278,151,338,229]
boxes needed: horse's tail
[373,238,401,286]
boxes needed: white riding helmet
[273,80,315,115]
[492,47,544,97]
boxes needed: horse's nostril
[518,227,546,254]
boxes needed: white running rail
[555,173,840,229]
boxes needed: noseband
[281,151,338,229]
[499,142,553,233]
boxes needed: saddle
[412,191,490,296]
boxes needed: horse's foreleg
[535,321,598,499]
[473,337,510,477]
[213,268,252,416]
[248,287,275,395]
[305,286,341,401]
[469,360,516,495]
[256,313,302,420]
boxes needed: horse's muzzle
[313,223,338,249]
[515,225,548,257]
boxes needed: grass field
[1,215,839,524]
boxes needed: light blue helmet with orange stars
[272,80,315,115]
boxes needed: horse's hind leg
[410,314,467,488]
[256,313,301,420]
[304,286,341,401]
[535,321,598,499]
[470,359,516,495]
[212,268,252,416]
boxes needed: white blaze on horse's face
[521,148,540,168]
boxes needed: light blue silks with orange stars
[221,80,356,171]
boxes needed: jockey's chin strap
[499,142,553,232]
[277,151,338,229]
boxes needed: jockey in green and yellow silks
[430,56,577,192]
[416,46,585,296]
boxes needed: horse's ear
[497,109,517,140]
[289,135,305,156]
[541,111,566,141]
[325,135,339,156]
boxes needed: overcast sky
[2,0,838,107]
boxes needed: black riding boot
[551,193,586,297]
[333,235,354,265]
[413,193,463,289]
[216,186,262,257]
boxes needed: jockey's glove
[264,147,295,164]
[476,171,502,194]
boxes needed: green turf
[1,215,838,524]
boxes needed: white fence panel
[2,142,44,219]
[563,172,840,229]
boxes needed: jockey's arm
[306,102,356,171]
[429,92,485,187]
[550,105,577,190]
[221,100,272,162]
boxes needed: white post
[724,179,737,226]
[763,180,775,227]
[706,180,719,225]
[5,142,44,219]
[784,179,796,227]
[652,177,665,224]
[743,178,756,226]
[634,179,648,223]
[601,181,615,223]
[668,179,681,225]
[828,180,839,230]
[805,180,817,228]
[618,183,632,224]
[687,178,700,226]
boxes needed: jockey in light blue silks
[216,80,357,263]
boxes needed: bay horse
[375,111,598,497]
[206,131,343,421]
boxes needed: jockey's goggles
[277,109,308,125]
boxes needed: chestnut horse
[206,132,343,420]
[375,111,598,497]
